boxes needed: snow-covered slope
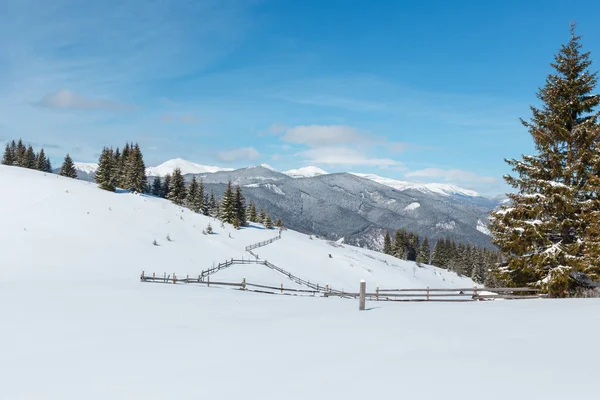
[146,158,233,177]
[2,164,598,400]
[285,166,329,178]
[0,165,472,290]
[351,172,481,197]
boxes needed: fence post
[280,283,283,294]
[163,272,166,283]
[473,285,478,300]
[186,274,189,283]
[153,272,155,280]
[207,275,210,287]
[173,273,176,284]
[376,286,379,301]
[426,286,430,301]
[359,280,366,311]
[198,274,201,283]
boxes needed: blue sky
[1,0,599,195]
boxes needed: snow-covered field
[1,165,599,399]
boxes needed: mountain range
[63,159,502,249]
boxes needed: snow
[404,202,421,211]
[73,162,99,174]
[476,219,491,236]
[436,220,457,231]
[146,158,233,176]
[2,164,599,399]
[285,166,329,178]
[351,173,481,197]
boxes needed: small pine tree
[416,237,431,264]
[24,145,35,169]
[162,174,171,199]
[258,209,266,224]
[187,176,199,211]
[275,216,283,229]
[15,139,26,167]
[383,231,393,255]
[167,168,186,205]
[197,178,206,215]
[264,213,273,229]
[59,154,78,178]
[35,149,47,171]
[151,176,163,197]
[206,222,213,234]
[2,143,14,165]
[247,201,258,222]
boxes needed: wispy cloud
[299,147,405,168]
[405,168,497,183]
[217,147,260,162]
[37,90,135,111]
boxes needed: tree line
[2,139,53,172]
[382,229,500,284]
[95,143,147,192]
[490,26,600,296]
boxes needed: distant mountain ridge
[67,158,500,249]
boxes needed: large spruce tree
[59,154,78,178]
[491,26,600,296]
[234,185,247,227]
[2,143,14,165]
[383,231,393,255]
[220,181,236,224]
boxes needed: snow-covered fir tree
[274,216,283,228]
[490,26,600,296]
[219,181,236,224]
[234,185,247,227]
[24,145,35,169]
[187,176,199,211]
[123,143,147,193]
[247,201,258,222]
[258,208,266,224]
[59,154,78,179]
[167,168,186,205]
[264,213,273,229]
[95,147,116,191]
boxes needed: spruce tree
[275,216,283,228]
[490,26,600,296]
[168,168,186,205]
[151,176,163,197]
[35,149,47,171]
[197,179,206,215]
[208,190,218,217]
[162,174,172,199]
[264,213,273,229]
[24,145,35,169]
[187,176,199,211]
[383,231,393,255]
[258,208,266,224]
[417,237,431,264]
[247,201,258,222]
[393,229,406,259]
[2,143,14,165]
[44,156,52,173]
[220,181,236,224]
[95,147,116,191]
[59,154,78,178]
[123,143,147,193]
[15,139,26,167]
[234,185,247,227]
[118,143,131,187]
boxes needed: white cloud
[299,147,404,168]
[37,90,134,111]
[405,168,496,183]
[217,147,260,162]
[282,125,365,147]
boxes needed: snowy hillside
[0,165,473,290]
[2,164,598,400]
[146,158,233,176]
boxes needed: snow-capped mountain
[285,166,329,178]
[146,158,233,177]
[351,173,481,198]
[73,162,99,174]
